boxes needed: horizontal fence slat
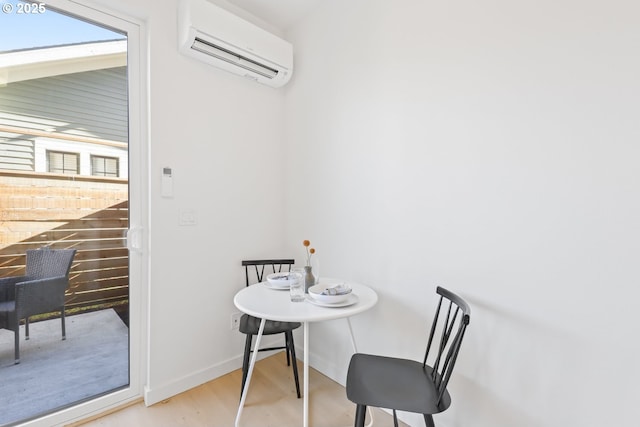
[71,267,129,284]
[73,257,128,271]
[66,296,128,311]
[66,286,129,305]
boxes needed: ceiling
[226,0,321,31]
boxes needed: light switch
[179,209,197,226]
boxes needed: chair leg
[285,331,301,398]
[393,409,399,427]
[284,332,291,366]
[424,414,436,427]
[25,317,30,340]
[14,327,20,364]
[240,334,253,398]
[354,404,367,427]
[61,308,66,340]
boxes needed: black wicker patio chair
[0,248,76,364]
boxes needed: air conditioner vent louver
[178,0,293,88]
[191,37,278,79]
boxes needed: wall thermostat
[161,167,173,198]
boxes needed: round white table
[233,279,378,427]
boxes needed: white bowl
[266,272,293,287]
[308,283,352,304]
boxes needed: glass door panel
[0,2,131,424]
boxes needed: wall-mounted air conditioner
[178,0,293,88]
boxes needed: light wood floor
[74,352,407,427]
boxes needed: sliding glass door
[0,1,145,424]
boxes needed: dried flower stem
[303,240,316,266]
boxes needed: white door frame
[19,1,150,425]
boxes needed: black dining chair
[239,259,301,398]
[346,286,471,427]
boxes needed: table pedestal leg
[235,318,369,427]
[347,318,358,352]
[346,318,374,427]
[235,318,266,427]
[303,321,309,427]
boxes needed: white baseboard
[143,341,281,406]
[296,344,346,386]
[143,355,239,406]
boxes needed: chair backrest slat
[422,286,471,405]
[423,295,442,367]
[242,259,295,287]
[431,302,459,386]
[437,321,468,402]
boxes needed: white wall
[284,1,640,426]
[121,0,292,404]
[71,0,639,424]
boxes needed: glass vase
[304,265,314,293]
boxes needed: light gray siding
[0,67,128,143]
[0,133,34,171]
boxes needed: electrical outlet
[231,312,242,329]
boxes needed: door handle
[126,227,143,253]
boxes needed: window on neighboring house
[91,155,119,177]
[47,150,79,174]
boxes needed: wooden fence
[0,171,129,318]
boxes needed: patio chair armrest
[0,275,28,301]
[15,276,69,318]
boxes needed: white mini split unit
[178,0,293,88]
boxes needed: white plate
[308,283,352,303]
[306,293,359,308]
[263,281,290,290]
[266,272,293,288]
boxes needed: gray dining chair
[346,286,471,427]
[0,248,76,364]
[239,259,301,398]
